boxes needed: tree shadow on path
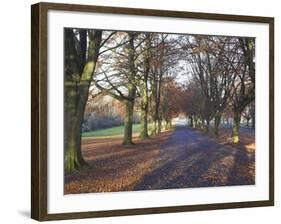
[134,127,255,191]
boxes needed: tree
[149,35,166,135]
[230,37,255,143]
[137,33,152,139]
[184,36,215,133]
[162,79,186,128]
[181,83,200,128]
[93,32,138,145]
[149,34,181,135]
[242,105,251,126]
[183,35,254,140]
[207,37,236,137]
[64,29,102,171]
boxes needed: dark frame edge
[31,3,40,220]
[269,18,274,205]
[31,3,48,221]
[30,2,274,221]
[36,2,274,23]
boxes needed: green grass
[82,124,142,138]
[82,123,172,138]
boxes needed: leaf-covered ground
[64,127,255,194]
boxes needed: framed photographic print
[31,2,274,221]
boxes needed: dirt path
[65,126,255,194]
[134,126,255,190]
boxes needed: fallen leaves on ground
[64,127,255,194]
[64,132,172,194]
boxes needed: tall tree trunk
[64,30,102,172]
[194,116,198,128]
[156,72,163,135]
[139,36,150,139]
[251,114,255,129]
[64,84,83,171]
[122,32,136,145]
[151,120,157,136]
[232,110,242,144]
[157,118,162,134]
[139,98,149,139]
[189,115,194,128]
[123,99,135,145]
[165,119,169,130]
[151,78,158,136]
[214,112,221,137]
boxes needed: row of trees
[182,35,255,142]
[92,32,183,144]
[64,29,183,171]
[64,28,255,171]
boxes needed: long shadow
[226,148,255,185]
[134,146,235,190]
[65,134,171,183]
[66,126,255,192]
[134,127,255,190]
[134,146,201,190]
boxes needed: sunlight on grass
[82,123,169,138]
[82,124,142,138]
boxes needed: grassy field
[82,124,142,138]
[81,123,171,138]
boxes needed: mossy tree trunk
[232,109,242,144]
[160,86,170,133]
[139,97,149,139]
[151,121,157,136]
[64,29,102,172]
[122,33,136,145]
[230,38,255,143]
[156,72,163,135]
[151,77,158,136]
[64,85,82,171]
[139,34,151,139]
[123,99,135,145]
[157,118,162,134]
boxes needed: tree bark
[64,84,83,171]
[151,78,158,136]
[214,112,221,137]
[139,36,150,139]
[165,119,169,130]
[139,98,149,139]
[151,121,157,136]
[251,114,255,129]
[64,30,102,172]
[123,99,135,145]
[122,33,136,145]
[189,115,194,128]
[232,110,242,144]
[157,118,162,134]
